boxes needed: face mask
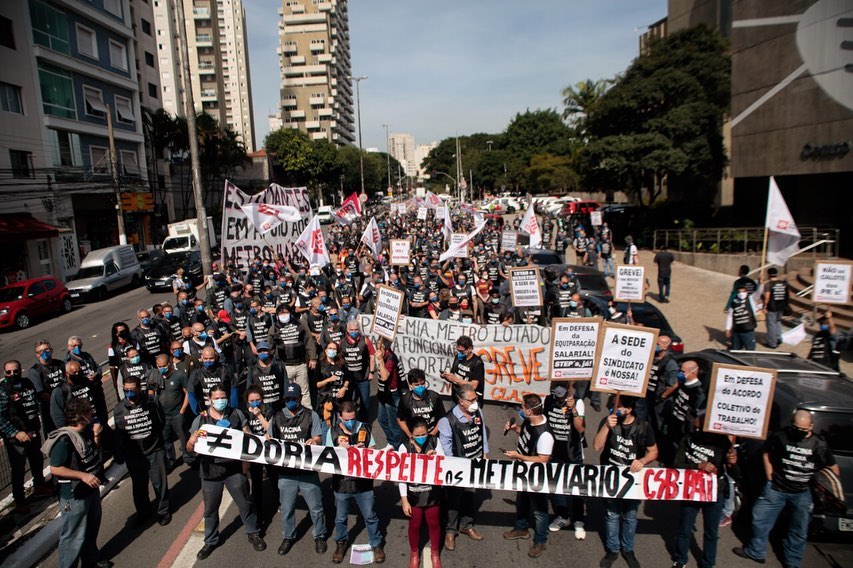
[467,401,480,413]
[124,390,137,401]
[181,299,189,305]
[163,312,173,319]
[456,351,466,361]
[235,302,243,309]
[326,349,337,359]
[129,356,141,365]
[342,303,351,310]
[249,308,258,315]
[789,428,808,443]
[329,314,340,322]
[561,283,569,290]
[248,400,262,408]
[412,385,427,398]
[413,435,428,447]
[820,324,829,331]
[458,280,465,286]
[202,360,215,369]
[342,419,356,431]
[212,399,228,412]
[71,346,81,356]
[196,305,204,312]
[737,292,748,300]
[279,314,290,324]
[569,300,578,308]
[172,349,183,358]
[308,291,317,298]
[609,306,617,314]
[677,371,687,383]
[655,345,661,353]
[318,304,326,312]
[349,331,359,339]
[286,400,300,412]
[198,332,208,341]
[517,409,527,422]
[40,350,52,361]
[258,352,270,362]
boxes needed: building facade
[277,0,354,145]
[389,132,415,178]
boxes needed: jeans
[446,486,477,533]
[58,491,102,568]
[550,463,586,523]
[377,392,402,449]
[249,463,276,522]
[743,483,812,567]
[602,256,615,278]
[201,472,259,546]
[722,472,736,518]
[766,311,783,347]
[127,449,169,516]
[6,438,45,502]
[604,498,640,553]
[514,491,549,544]
[352,380,371,423]
[334,490,383,547]
[731,330,756,350]
[278,471,327,540]
[163,412,189,468]
[657,276,671,300]
[285,363,312,409]
[673,486,725,567]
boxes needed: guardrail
[652,226,839,259]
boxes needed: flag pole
[760,226,769,284]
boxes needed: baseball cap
[256,341,271,351]
[217,309,231,323]
[284,383,302,400]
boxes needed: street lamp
[348,75,368,197]
[433,171,457,193]
[382,123,391,198]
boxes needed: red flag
[333,192,362,225]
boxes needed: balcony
[282,76,328,86]
[311,131,328,140]
[309,96,325,105]
[318,107,333,117]
[317,53,332,63]
[196,35,213,47]
[198,63,216,75]
[290,55,306,64]
[310,42,325,52]
[287,110,305,119]
[282,98,298,107]
[306,120,321,129]
[200,89,217,100]
[282,43,297,54]
[316,1,332,11]
[192,7,210,18]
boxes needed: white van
[66,245,144,301]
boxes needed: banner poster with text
[591,322,658,396]
[509,267,543,307]
[501,230,518,252]
[195,425,716,502]
[703,364,777,440]
[436,206,446,220]
[813,260,852,305]
[390,239,411,266]
[417,207,428,220]
[371,285,405,341]
[359,315,551,403]
[615,265,645,302]
[221,181,312,269]
[450,233,468,258]
[590,210,603,226]
[549,318,601,381]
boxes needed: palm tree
[561,79,610,136]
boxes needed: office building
[277,0,355,145]
[389,132,416,178]
[414,142,438,179]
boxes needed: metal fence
[652,226,839,259]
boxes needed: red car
[0,276,73,330]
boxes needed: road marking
[159,485,235,568]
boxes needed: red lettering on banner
[432,454,444,485]
[642,469,680,500]
[347,447,361,477]
[385,450,401,481]
[683,470,712,501]
[310,229,325,254]
[419,454,434,483]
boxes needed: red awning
[0,214,60,242]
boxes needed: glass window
[109,40,127,70]
[148,83,158,98]
[27,282,46,297]
[103,0,122,17]
[141,19,151,35]
[83,86,106,118]
[120,150,139,176]
[145,51,154,67]
[0,16,15,50]
[114,95,134,124]
[9,150,32,178]
[43,279,57,290]
[90,146,109,174]
[38,63,76,119]
[0,82,23,114]
[29,0,70,54]
[75,24,97,59]
[48,129,82,167]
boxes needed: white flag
[781,323,807,346]
[240,203,302,235]
[518,206,542,249]
[293,216,330,268]
[425,191,443,209]
[360,217,382,259]
[439,217,487,262]
[765,177,800,266]
[442,206,454,241]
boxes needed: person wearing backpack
[623,236,638,266]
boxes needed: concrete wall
[671,250,833,276]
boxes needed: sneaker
[732,547,766,564]
[671,563,685,568]
[248,533,266,551]
[528,542,546,559]
[548,516,571,532]
[574,521,586,540]
[197,544,216,560]
[600,551,619,568]
[315,538,328,554]
[621,550,641,568]
[277,538,294,556]
[719,515,732,528]
[332,541,347,564]
[502,529,530,540]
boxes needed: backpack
[623,246,632,264]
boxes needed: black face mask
[788,427,809,443]
[70,373,86,385]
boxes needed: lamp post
[433,171,457,193]
[348,75,368,197]
[382,123,391,198]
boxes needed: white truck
[162,217,217,254]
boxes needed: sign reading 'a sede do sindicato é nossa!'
[703,363,776,440]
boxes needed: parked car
[66,245,143,302]
[522,248,563,266]
[145,251,203,292]
[542,264,612,302]
[674,349,853,536]
[316,205,334,224]
[561,200,601,216]
[0,276,73,330]
[137,249,165,273]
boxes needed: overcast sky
[245,0,665,150]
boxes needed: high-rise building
[277,0,354,145]
[153,0,256,151]
[414,142,438,179]
[389,132,416,178]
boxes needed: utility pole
[174,0,213,280]
[455,135,462,201]
[106,104,127,245]
[349,75,368,198]
[382,123,391,198]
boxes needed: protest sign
[371,285,405,341]
[590,211,603,226]
[591,322,658,396]
[813,260,852,305]
[509,267,543,307]
[501,230,518,252]
[195,425,716,502]
[390,239,411,266]
[417,207,428,220]
[703,364,777,439]
[221,181,311,269]
[450,233,468,258]
[436,206,446,220]
[615,265,646,302]
[549,318,601,380]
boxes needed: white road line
[169,488,235,568]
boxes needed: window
[43,279,56,291]
[114,95,134,124]
[83,86,106,118]
[89,146,109,174]
[145,51,154,67]
[48,129,82,167]
[120,150,139,176]
[0,16,15,49]
[75,24,97,59]
[103,0,122,17]
[27,282,46,297]
[141,19,151,35]
[0,82,23,114]
[29,0,70,54]
[38,63,76,119]
[9,150,33,178]
[109,39,127,71]
[148,82,158,98]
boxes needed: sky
[244,0,666,151]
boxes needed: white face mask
[467,401,480,413]
[278,314,290,323]
[737,292,748,300]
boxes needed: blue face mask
[456,351,466,361]
[141,317,151,326]
[517,409,527,422]
[286,400,299,412]
[677,371,687,383]
[196,305,204,312]
[40,350,52,361]
[412,385,427,398]
[181,299,189,305]
[342,419,356,431]
[820,324,829,331]
[71,346,81,356]
[414,435,428,447]
[249,308,257,315]
[349,331,359,339]
[326,349,337,359]
[202,360,215,369]
[330,314,340,322]
[259,351,272,362]
[129,356,141,365]
[569,300,578,308]
[561,283,569,290]
[163,312,173,319]
[172,349,183,358]
[655,345,661,353]
[342,303,351,310]
[318,304,326,312]
[159,366,169,375]
[235,302,243,309]
[198,332,208,341]
[212,399,228,412]
[124,390,137,401]
[248,400,262,408]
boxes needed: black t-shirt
[653,251,675,277]
[600,417,656,466]
[450,354,486,401]
[767,428,836,493]
[397,390,446,431]
[148,369,187,414]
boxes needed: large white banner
[195,426,717,502]
[703,364,776,440]
[221,181,312,268]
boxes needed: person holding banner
[544,384,587,539]
[442,336,485,403]
[593,395,658,568]
[502,394,554,559]
[662,361,706,466]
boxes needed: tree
[561,79,610,136]
[526,153,579,193]
[503,109,574,162]
[264,128,314,185]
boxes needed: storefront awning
[0,214,61,242]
